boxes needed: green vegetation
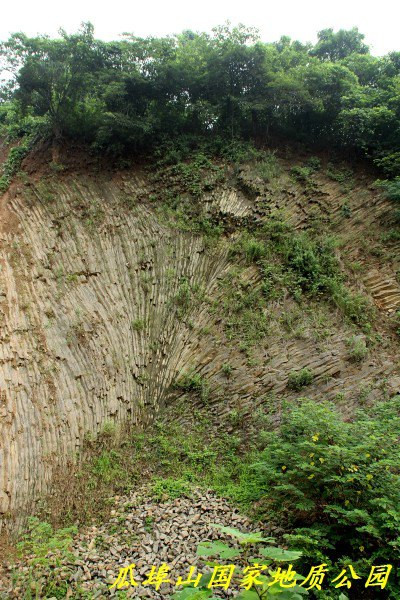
[35,416,255,530]
[253,152,281,182]
[150,477,193,501]
[290,166,315,184]
[394,310,400,337]
[131,318,145,332]
[221,362,234,377]
[0,140,30,192]
[10,396,400,598]
[230,217,373,329]
[1,20,399,600]
[11,518,77,599]
[251,398,400,597]
[287,368,314,391]
[174,369,210,402]
[173,525,307,599]
[377,177,400,221]
[0,23,400,191]
[213,269,270,349]
[151,150,226,238]
[346,335,368,362]
[378,177,400,202]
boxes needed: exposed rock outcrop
[0,158,399,534]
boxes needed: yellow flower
[312,434,319,442]
[359,545,365,552]
[281,465,287,471]
[310,461,315,466]
[319,458,325,463]
[309,453,315,458]
[365,453,371,458]
[366,473,373,480]
[308,474,315,479]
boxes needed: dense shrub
[287,368,314,390]
[252,397,400,594]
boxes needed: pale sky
[1,0,399,56]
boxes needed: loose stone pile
[0,487,269,599]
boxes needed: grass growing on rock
[37,415,258,533]
[229,216,374,330]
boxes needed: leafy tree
[0,22,399,185]
[1,22,105,156]
[311,27,369,61]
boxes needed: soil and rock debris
[0,487,268,599]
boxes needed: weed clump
[174,369,210,402]
[287,368,314,391]
[346,335,368,362]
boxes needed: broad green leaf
[197,540,241,559]
[211,524,274,545]
[266,587,307,598]
[263,580,308,596]
[236,591,260,600]
[260,547,302,561]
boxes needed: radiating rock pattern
[0,161,399,533]
[0,173,232,531]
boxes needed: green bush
[219,139,264,164]
[131,318,145,331]
[283,235,339,295]
[17,517,77,562]
[150,476,192,501]
[0,140,30,193]
[376,177,400,203]
[222,363,234,377]
[252,398,400,594]
[232,220,372,328]
[327,280,372,327]
[175,369,210,401]
[173,524,307,599]
[13,517,77,598]
[230,236,266,264]
[346,335,368,362]
[254,152,281,182]
[287,368,314,391]
[305,156,322,171]
[215,274,270,346]
[326,164,353,184]
[290,166,314,183]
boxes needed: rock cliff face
[0,154,399,533]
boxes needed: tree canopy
[0,23,399,176]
